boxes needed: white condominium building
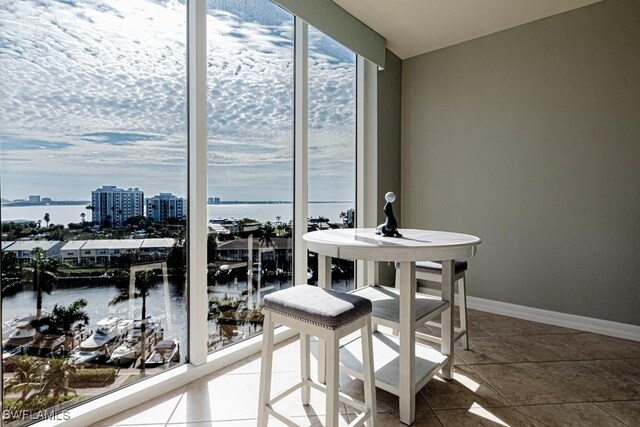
[91,186,145,226]
[146,193,186,223]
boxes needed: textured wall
[401,0,640,324]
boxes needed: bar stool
[257,284,377,427]
[396,260,470,350]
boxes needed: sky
[0,0,356,202]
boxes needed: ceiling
[332,0,603,59]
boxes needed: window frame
[21,1,377,425]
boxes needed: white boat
[145,339,180,367]
[107,337,141,366]
[73,316,133,363]
[2,312,50,351]
[108,317,162,366]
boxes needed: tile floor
[97,309,640,426]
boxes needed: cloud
[0,0,356,202]
[0,133,73,151]
[80,131,163,146]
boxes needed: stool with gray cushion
[396,260,470,349]
[257,285,377,427]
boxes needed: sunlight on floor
[469,402,510,426]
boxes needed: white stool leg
[459,274,469,350]
[361,320,377,426]
[325,334,340,427]
[300,332,310,405]
[258,311,275,427]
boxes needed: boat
[107,337,141,366]
[108,317,163,366]
[144,339,180,367]
[2,312,50,352]
[71,316,133,364]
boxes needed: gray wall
[401,0,640,325]
[377,49,403,285]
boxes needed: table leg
[317,254,331,384]
[441,259,455,380]
[398,261,416,425]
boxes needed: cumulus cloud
[0,0,356,202]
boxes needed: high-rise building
[146,193,186,223]
[91,186,144,226]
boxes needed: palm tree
[85,205,95,224]
[38,299,90,353]
[109,270,159,375]
[3,356,44,404]
[26,248,68,319]
[43,212,50,227]
[339,211,348,226]
[40,357,78,402]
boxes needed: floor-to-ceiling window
[0,0,188,423]
[0,1,368,423]
[205,0,294,353]
[307,27,357,291]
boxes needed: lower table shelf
[339,330,448,396]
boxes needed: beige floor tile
[514,319,582,335]
[420,365,510,410]
[470,317,551,337]
[472,363,586,405]
[467,308,501,319]
[338,375,430,414]
[372,410,443,426]
[498,334,590,362]
[559,333,640,360]
[95,386,186,426]
[601,358,640,384]
[434,405,533,426]
[169,371,349,423]
[455,336,528,365]
[516,402,626,426]
[168,422,255,426]
[539,360,640,401]
[596,400,640,426]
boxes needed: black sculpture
[376,192,402,237]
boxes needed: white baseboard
[417,287,640,342]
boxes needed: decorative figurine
[376,192,403,237]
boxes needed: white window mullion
[294,17,309,286]
[356,57,378,287]
[187,0,208,366]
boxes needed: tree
[207,233,218,264]
[339,211,348,226]
[2,251,20,278]
[43,213,50,227]
[85,205,95,224]
[80,212,86,223]
[109,270,159,375]
[37,299,89,353]
[25,248,67,319]
[3,356,44,404]
[259,222,275,248]
[41,357,77,402]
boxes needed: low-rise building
[2,240,64,263]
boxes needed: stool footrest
[267,378,373,425]
[416,328,467,344]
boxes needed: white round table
[304,228,481,425]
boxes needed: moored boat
[71,316,132,364]
[145,339,180,367]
